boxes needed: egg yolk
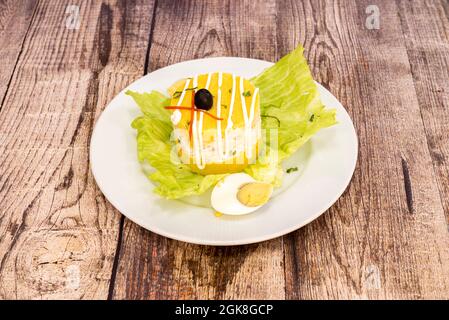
[236,182,273,207]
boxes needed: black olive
[194,89,213,110]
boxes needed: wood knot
[11,230,102,298]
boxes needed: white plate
[90,57,358,246]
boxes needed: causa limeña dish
[127,45,337,215]
[166,72,261,175]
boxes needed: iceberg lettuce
[129,45,336,199]
[245,45,336,186]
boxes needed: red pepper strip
[164,106,224,121]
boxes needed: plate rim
[90,56,358,246]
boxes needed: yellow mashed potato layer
[168,72,261,175]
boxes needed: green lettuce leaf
[129,44,336,198]
[128,90,226,199]
[245,45,336,185]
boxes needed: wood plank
[0,0,38,106]
[396,0,449,220]
[0,0,155,299]
[111,0,286,300]
[279,0,449,299]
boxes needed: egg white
[211,173,264,215]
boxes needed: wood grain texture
[110,0,286,300]
[396,0,449,221]
[1,0,449,300]
[279,0,449,299]
[0,0,155,299]
[0,0,38,107]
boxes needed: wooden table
[0,0,448,300]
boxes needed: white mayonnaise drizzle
[246,87,259,158]
[249,88,259,123]
[187,73,258,169]
[239,77,254,159]
[216,72,223,160]
[239,77,249,123]
[171,110,182,125]
[177,79,191,106]
[192,75,205,169]
[197,111,205,168]
[191,73,213,169]
[205,72,212,90]
[225,74,236,157]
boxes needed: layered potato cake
[166,72,261,175]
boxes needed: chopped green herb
[309,114,315,122]
[261,114,281,127]
[228,89,232,94]
[286,167,298,174]
[242,91,251,97]
[222,104,228,109]
[172,86,197,98]
[232,150,237,156]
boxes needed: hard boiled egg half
[211,173,273,215]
